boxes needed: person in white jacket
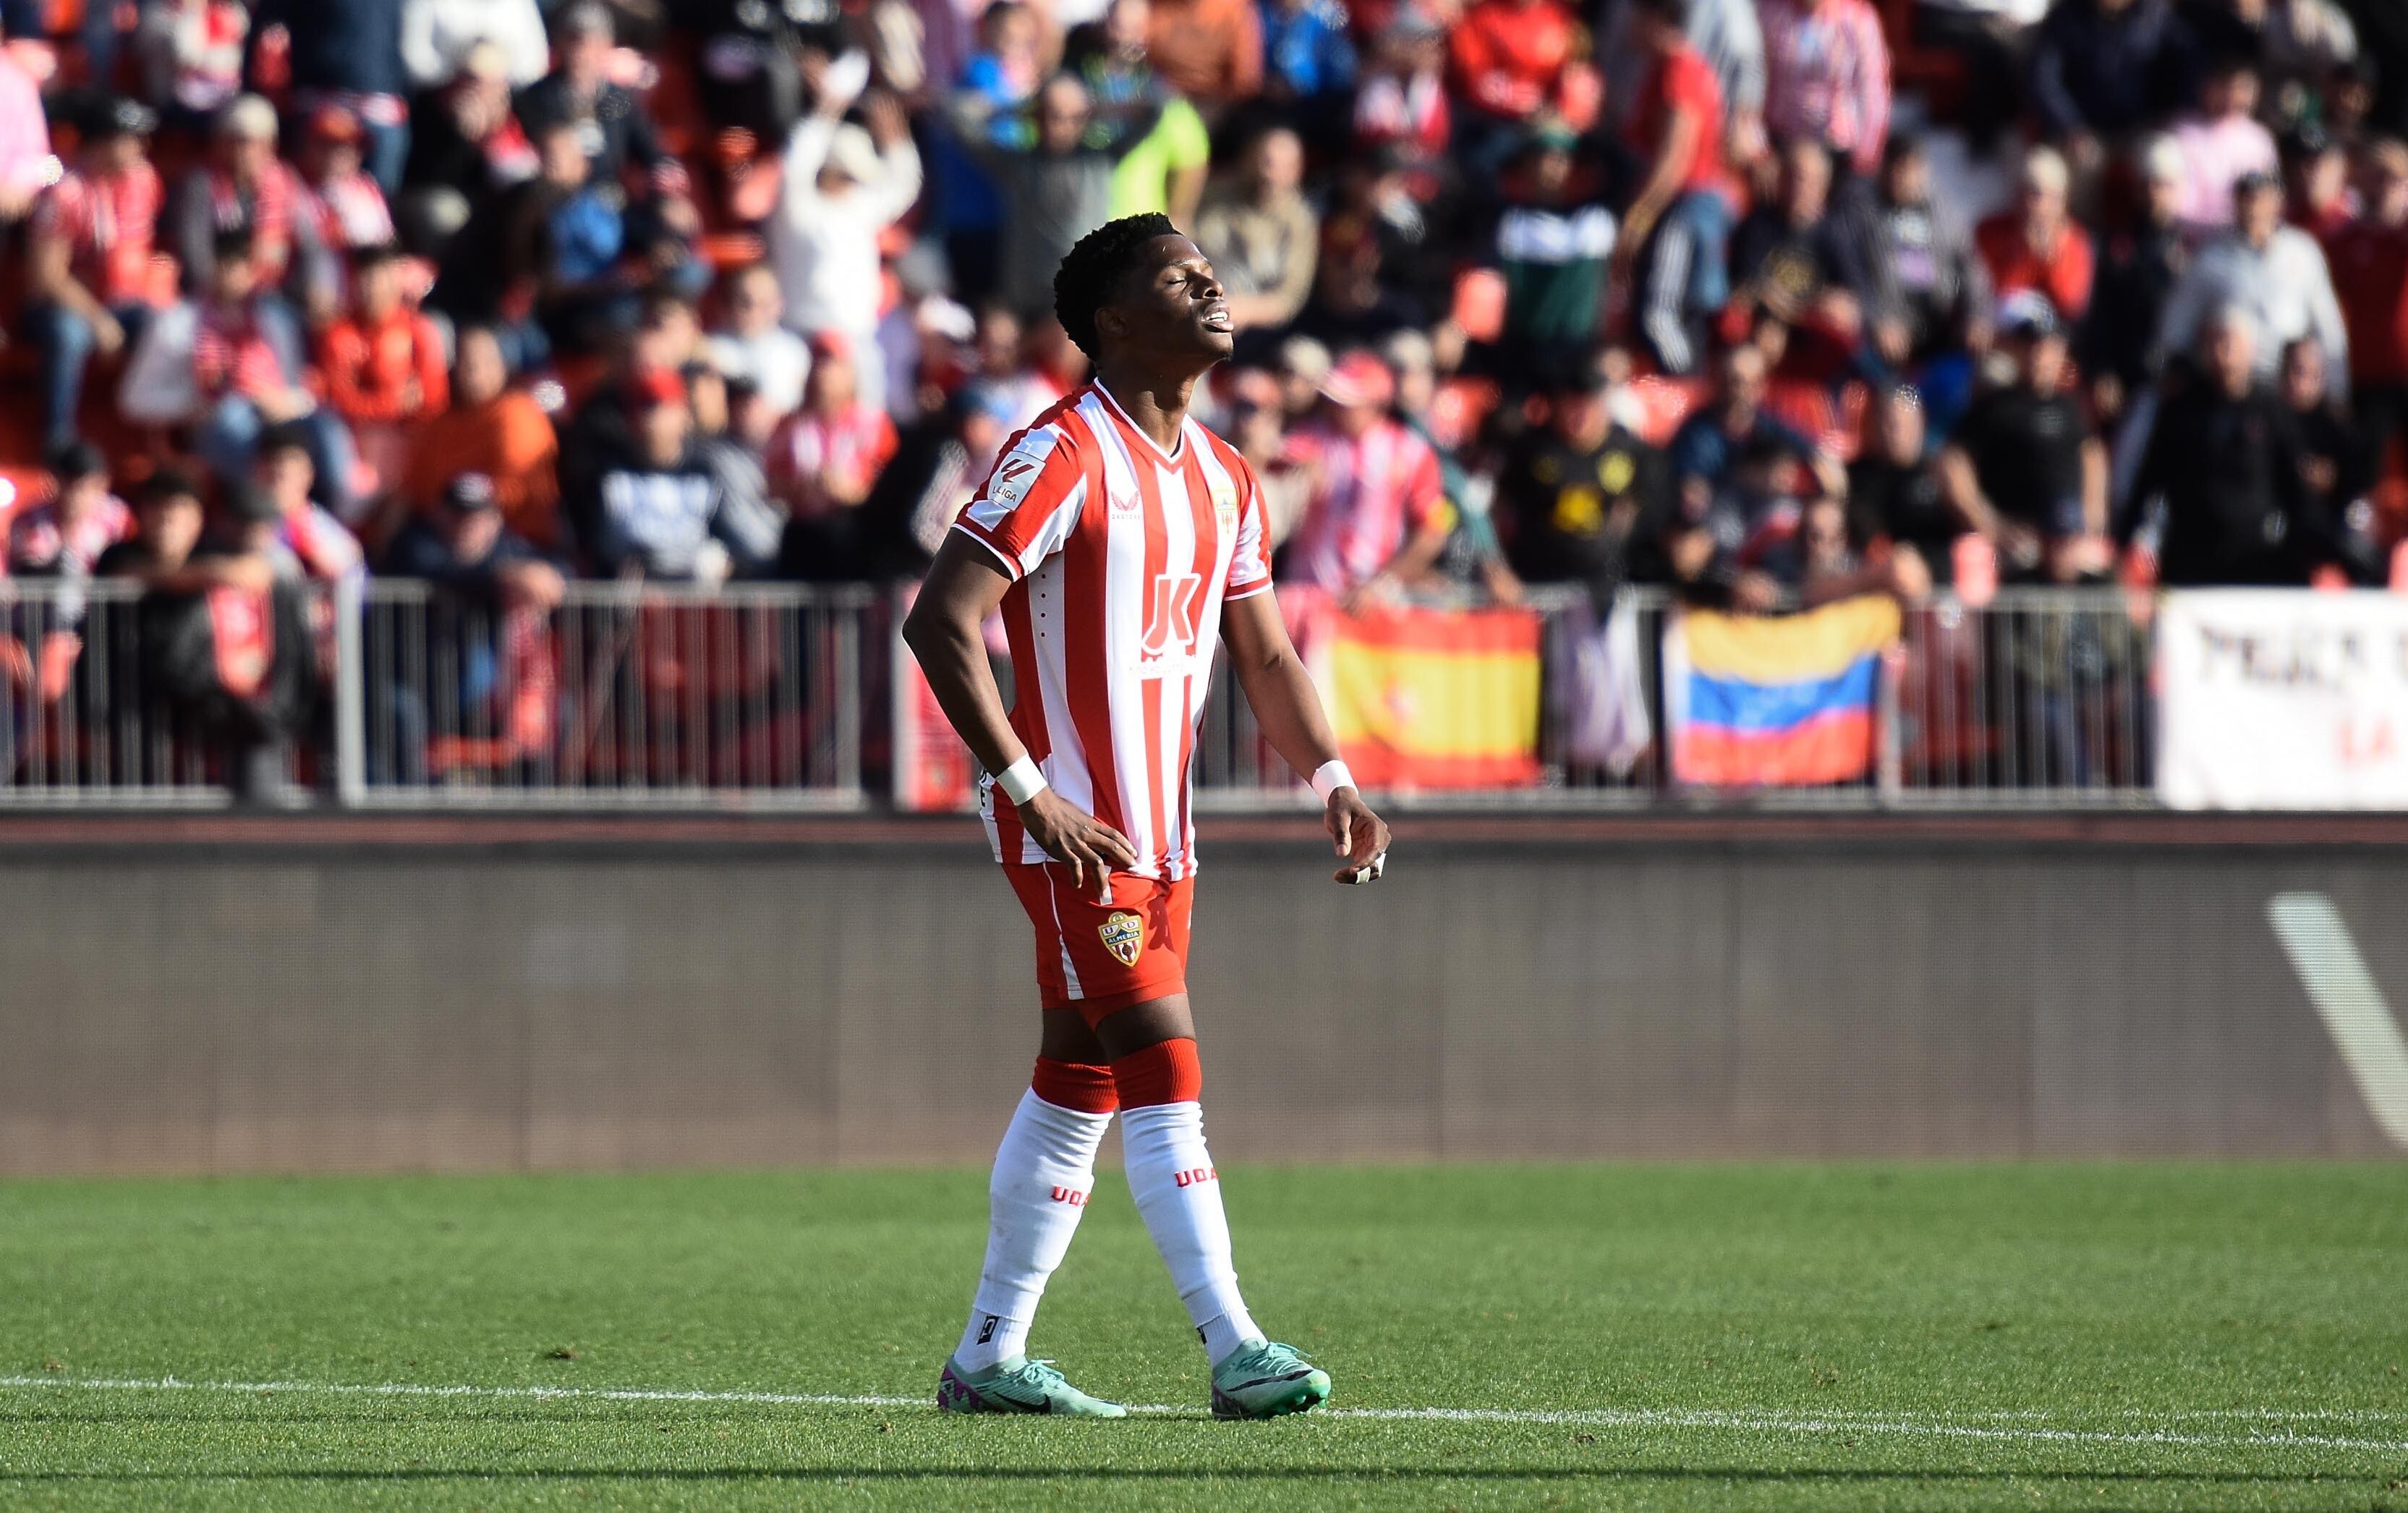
[767,56,922,412]
[2153,169,2349,397]
[400,0,550,90]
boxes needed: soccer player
[903,213,1391,1420]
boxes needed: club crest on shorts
[1099,910,1144,967]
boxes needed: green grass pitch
[2,1164,2405,1509]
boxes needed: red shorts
[1002,863,1194,1025]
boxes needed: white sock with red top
[953,1065,1116,1373]
[1115,1038,1260,1366]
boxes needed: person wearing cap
[579,366,780,582]
[25,96,165,450]
[134,0,249,131]
[1495,360,1663,597]
[170,93,335,316]
[8,441,133,580]
[1194,126,1319,338]
[771,68,920,412]
[1977,145,2096,326]
[2155,167,2349,394]
[1942,294,2111,583]
[1284,349,1453,605]
[2078,135,2194,416]
[401,0,549,92]
[383,471,563,605]
[1490,119,1617,370]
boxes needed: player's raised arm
[1219,590,1391,883]
[901,537,1137,897]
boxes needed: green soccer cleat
[1209,1339,1331,1420]
[937,1355,1128,1417]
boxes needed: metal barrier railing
[349,580,874,810]
[0,576,2156,811]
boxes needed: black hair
[212,226,256,263]
[1632,0,1690,25]
[47,438,106,482]
[137,468,202,507]
[349,241,405,274]
[1054,212,1179,359]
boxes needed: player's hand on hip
[1021,789,1139,900]
[1327,789,1390,884]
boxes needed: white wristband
[1309,760,1357,802]
[995,756,1048,806]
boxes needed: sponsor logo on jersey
[1048,1185,1089,1206]
[985,439,1049,512]
[1210,478,1239,528]
[1173,1166,1217,1188]
[1099,910,1144,967]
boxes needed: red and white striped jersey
[954,382,1275,880]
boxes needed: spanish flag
[1664,596,1900,787]
[1319,605,1544,789]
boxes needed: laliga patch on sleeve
[975,437,1053,522]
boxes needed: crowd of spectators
[0,0,2404,792]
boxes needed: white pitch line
[1,1375,2404,1456]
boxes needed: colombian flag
[1664,596,1901,787]
[1319,605,1543,789]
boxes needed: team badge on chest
[1099,910,1145,967]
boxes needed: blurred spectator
[1617,0,1737,376]
[185,231,360,526]
[2289,129,2354,239]
[1941,296,2114,582]
[708,263,813,418]
[2278,331,2378,577]
[1146,0,1263,109]
[9,442,133,580]
[2130,306,2336,584]
[771,336,902,520]
[399,39,537,253]
[171,96,336,319]
[406,324,563,550]
[2325,137,2408,480]
[1663,428,1820,611]
[1910,0,2041,154]
[1847,385,1970,583]
[401,0,550,92]
[247,424,368,582]
[2029,0,2201,148]
[1489,122,1618,370]
[961,73,1147,322]
[1977,146,2096,325]
[0,31,46,222]
[385,470,561,599]
[95,472,315,807]
[1225,365,1314,544]
[2166,57,2281,237]
[583,368,780,582]
[1667,340,1843,499]
[318,245,448,516]
[1283,351,1452,605]
[1195,125,1318,334]
[1603,0,1766,151]
[514,4,673,200]
[2080,135,2192,415]
[1758,0,1892,179]
[1259,0,1358,133]
[135,0,250,131]
[253,0,412,195]
[1730,137,1881,361]
[1071,1,1214,223]
[26,96,163,451]
[296,109,398,266]
[1450,0,1579,174]
[1296,215,1426,349]
[773,81,921,402]
[1494,364,1662,598]
[2156,169,2348,392]
[1863,135,1991,389]
[1352,12,1452,198]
